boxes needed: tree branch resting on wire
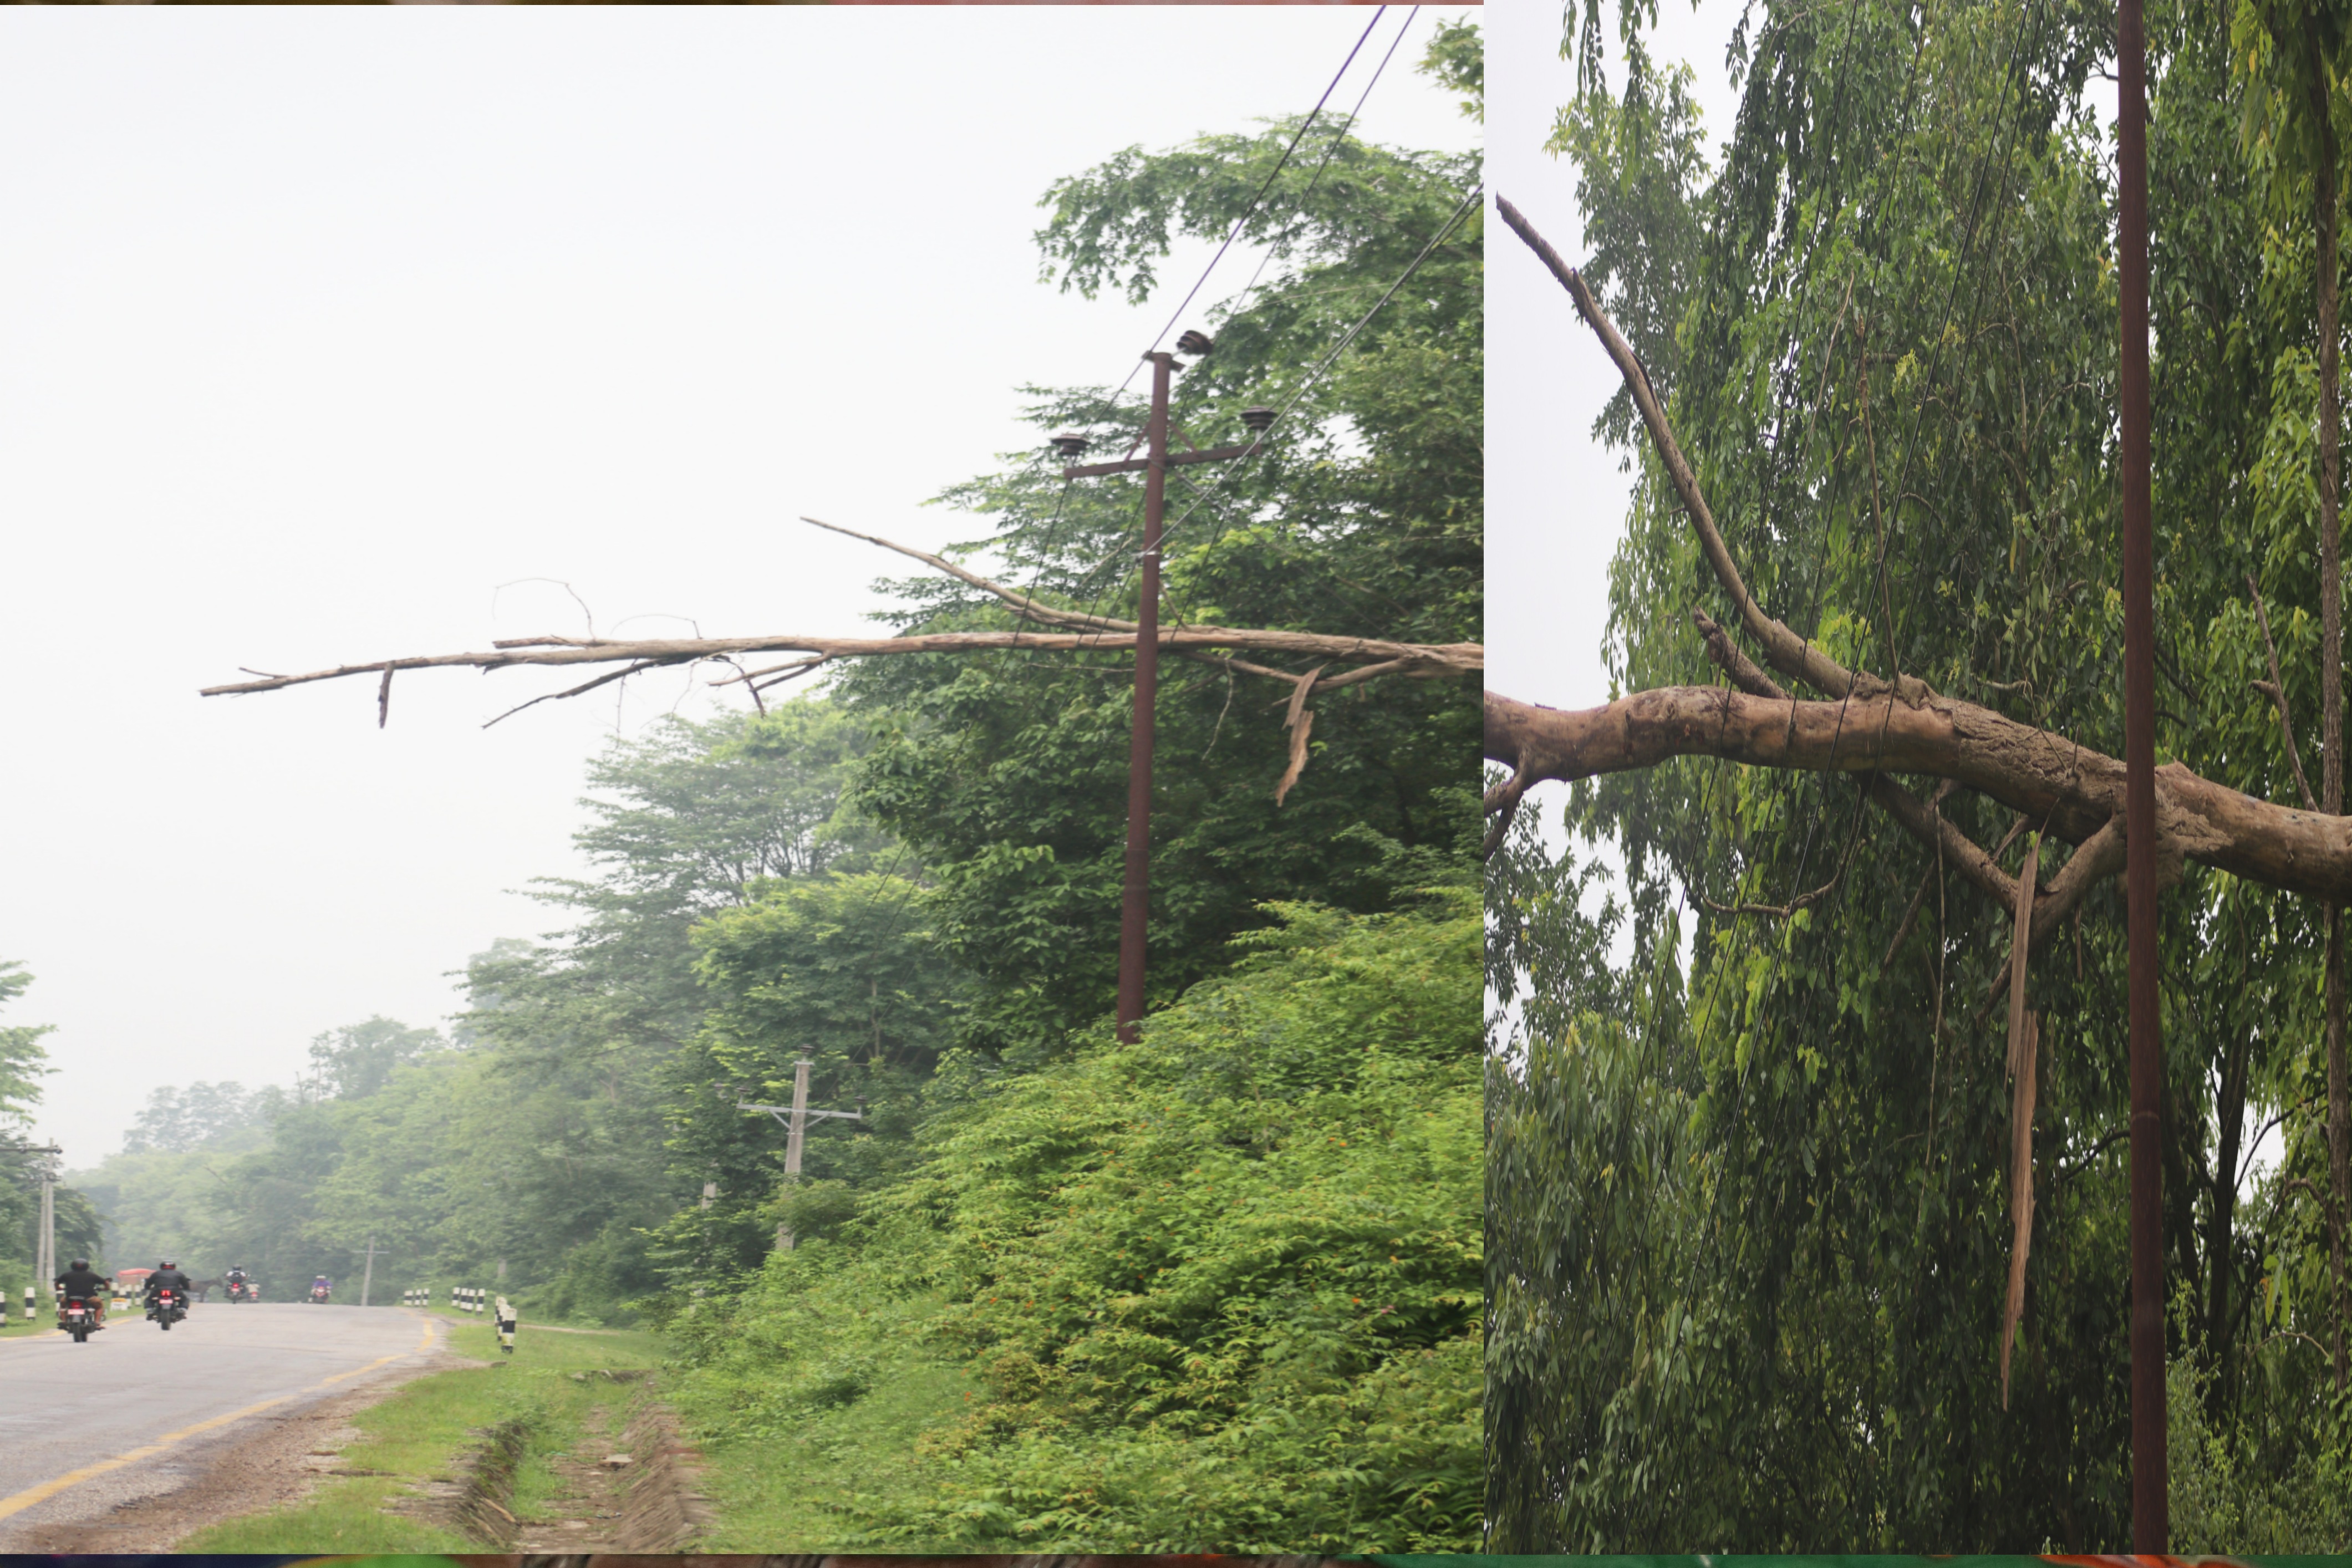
[202,516,1480,797]
[1486,192,2346,918]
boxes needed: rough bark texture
[1485,684,2352,899]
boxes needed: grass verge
[179,1309,663,1554]
[676,1342,978,1551]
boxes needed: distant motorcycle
[149,1287,186,1330]
[226,1278,256,1304]
[309,1282,330,1305]
[58,1294,102,1343]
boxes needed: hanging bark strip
[2004,1006,2043,1411]
[2009,834,2042,1077]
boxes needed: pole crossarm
[737,1101,864,1125]
[1061,442,1255,480]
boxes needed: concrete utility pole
[784,1057,811,1181]
[360,1239,379,1308]
[2116,0,2167,1546]
[739,1060,864,1251]
[5,1143,65,1300]
[1057,337,1262,1043]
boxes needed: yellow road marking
[0,1310,441,1523]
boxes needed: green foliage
[648,869,963,1282]
[665,897,1480,1552]
[299,1018,444,1104]
[2167,1317,2352,1551]
[845,64,1480,1060]
[120,1080,283,1155]
[1423,17,1485,124]
[1497,0,2352,1547]
[0,959,53,1128]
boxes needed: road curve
[0,1301,445,1545]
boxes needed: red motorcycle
[309,1282,330,1305]
[227,1277,256,1304]
[58,1294,103,1343]
[149,1286,186,1330]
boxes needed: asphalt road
[0,1301,444,1545]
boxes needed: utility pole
[784,1056,811,1180]
[1057,335,1265,1043]
[360,1239,378,1308]
[37,1157,54,1301]
[2116,0,2166,1546]
[739,1061,864,1251]
[5,1143,64,1301]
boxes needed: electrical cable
[992,9,1408,673]
[1104,7,1392,413]
[1056,176,1483,641]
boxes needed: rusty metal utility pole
[1060,342,1255,1043]
[2117,0,2167,1546]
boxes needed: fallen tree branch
[1489,194,2339,913]
[1498,192,1931,709]
[1483,685,2352,902]
[205,627,1478,700]
[207,518,1480,744]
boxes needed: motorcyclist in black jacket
[54,1259,110,1324]
[146,1260,194,1318]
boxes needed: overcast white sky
[0,6,1478,1169]
[1488,0,1739,999]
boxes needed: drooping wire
[1104,7,1392,414]
[1057,177,1483,641]
[989,8,1410,673]
[823,21,1411,1030]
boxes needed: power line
[1003,9,1410,659]
[1107,7,1392,412]
[1058,176,1482,639]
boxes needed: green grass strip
[180,1310,662,1554]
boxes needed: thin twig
[2248,572,2319,812]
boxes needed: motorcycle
[309,1283,330,1305]
[226,1278,254,1304]
[58,1294,102,1343]
[149,1286,186,1330]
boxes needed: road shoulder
[1,1337,487,1553]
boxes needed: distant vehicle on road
[110,1268,152,1314]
